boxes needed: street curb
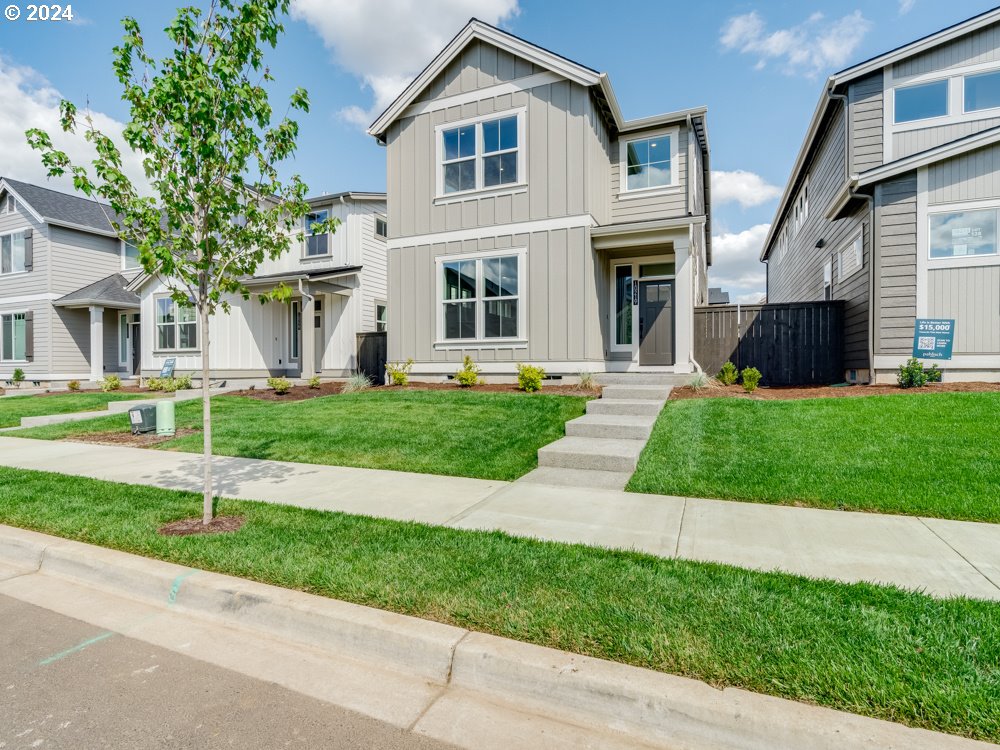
[0,524,993,750]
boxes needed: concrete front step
[600,384,672,401]
[587,398,665,417]
[565,413,656,440]
[516,466,633,490]
[538,436,645,473]
[596,373,690,386]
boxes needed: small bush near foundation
[67,380,81,392]
[718,361,739,386]
[689,373,709,390]
[926,364,942,383]
[100,375,122,392]
[516,363,545,392]
[577,371,598,391]
[146,377,164,391]
[454,356,483,388]
[741,367,762,394]
[175,374,193,390]
[308,375,321,389]
[897,358,929,389]
[386,358,414,387]
[342,373,371,394]
[12,368,25,387]
[267,376,292,395]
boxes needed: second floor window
[375,216,388,238]
[439,111,523,196]
[305,210,330,256]
[123,242,141,270]
[894,80,948,123]
[1,231,26,275]
[624,135,672,191]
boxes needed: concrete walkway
[0,435,998,601]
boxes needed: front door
[639,280,674,366]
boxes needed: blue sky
[0,0,997,300]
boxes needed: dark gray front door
[639,280,674,366]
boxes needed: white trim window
[375,301,387,332]
[894,79,949,124]
[929,206,998,259]
[822,260,833,300]
[438,250,525,343]
[838,232,864,279]
[122,242,141,270]
[1,312,27,362]
[436,109,526,198]
[3,195,18,214]
[305,210,330,257]
[791,176,809,237]
[374,216,388,239]
[1,230,27,275]
[620,127,679,193]
[155,296,197,351]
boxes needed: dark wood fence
[694,301,844,386]
[356,332,387,384]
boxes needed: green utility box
[156,399,176,437]
[128,405,156,435]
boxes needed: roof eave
[54,297,139,310]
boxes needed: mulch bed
[671,381,1000,401]
[224,381,601,401]
[223,381,346,401]
[158,516,245,536]
[67,427,200,447]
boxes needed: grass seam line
[917,517,1000,594]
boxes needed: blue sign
[159,357,176,378]
[912,319,955,360]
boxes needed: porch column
[300,286,316,380]
[89,306,104,382]
[673,238,694,373]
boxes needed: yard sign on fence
[912,319,955,360]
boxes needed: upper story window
[894,80,949,123]
[1,230,27,275]
[436,110,525,198]
[3,195,18,214]
[374,216,388,239]
[929,207,997,259]
[305,210,329,256]
[964,70,1000,113]
[622,132,675,192]
[123,242,141,270]
[791,177,809,236]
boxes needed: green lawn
[628,392,1000,523]
[0,392,148,428]
[0,467,998,742]
[18,390,588,481]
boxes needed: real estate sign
[160,358,177,378]
[912,319,955,360]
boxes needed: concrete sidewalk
[0,435,998,600]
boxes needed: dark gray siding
[849,72,883,173]
[872,174,917,356]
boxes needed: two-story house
[128,191,387,382]
[763,7,1000,384]
[368,20,710,380]
[0,177,143,386]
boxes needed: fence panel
[356,332,387,384]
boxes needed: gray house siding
[872,174,918,356]
[415,39,540,103]
[0,205,49,378]
[609,127,690,223]
[849,72,883,173]
[893,118,1000,160]
[893,21,1000,77]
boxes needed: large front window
[1,312,26,361]
[929,208,998,258]
[155,297,197,350]
[305,211,330,256]
[1,231,26,275]
[439,111,523,196]
[624,134,673,191]
[441,254,521,341]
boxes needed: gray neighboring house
[369,19,711,379]
[762,7,1000,384]
[0,177,141,385]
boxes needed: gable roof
[761,7,1000,261]
[367,18,708,149]
[1,177,119,236]
[54,273,139,309]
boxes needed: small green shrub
[12,368,25,387]
[160,378,179,393]
[308,375,322,389]
[267,376,292,395]
[516,363,545,392]
[386,358,414,387]
[100,374,122,392]
[146,377,164,391]
[454,356,482,387]
[689,373,709,390]
[66,380,81,391]
[342,373,371,393]
[718,361,739,386]
[741,367,762,394]
[577,371,597,391]
[926,364,942,383]
[174,374,193,390]
[897,358,929,389]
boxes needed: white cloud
[291,0,520,129]
[720,10,873,78]
[712,170,782,208]
[898,0,916,15]
[0,57,146,193]
[709,223,770,296]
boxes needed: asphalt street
[0,594,457,749]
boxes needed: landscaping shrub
[267,376,292,395]
[100,375,122,392]
[67,380,81,392]
[741,367,762,394]
[897,358,929,389]
[454,356,483,387]
[516,363,545,392]
[12,368,25,387]
[308,375,321,389]
[160,378,179,393]
[689,373,709,389]
[146,377,164,391]
[718,361,739,386]
[341,373,371,393]
[175,374,193,390]
[926,364,943,383]
[577,371,597,391]
[386,358,414,386]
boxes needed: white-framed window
[1,312,28,362]
[435,108,526,198]
[889,63,1000,134]
[929,206,998,259]
[374,216,387,239]
[375,301,387,332]
[3,195,18,214]
[894,79,949,124]
[838,232,864,279]
[822,260,833,300]
[791,177,809,237]
[122,241,141,270]
[437,250,525,343]
[620,127,679,193]
[1,230,27,275]
[304,210,330,256]
[155,296,197,351]
[964,69,1000,113]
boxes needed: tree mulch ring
[671,381,1000,401]
[66,427,200,447]
[158,515,245,536]
[223,381,346,401]
[224,381,601,401]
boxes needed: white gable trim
[0,180,45,224]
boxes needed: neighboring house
[762,7,1000,383]
[0,177,142,385]
[128,192,387,381]
[368,19,710,379]
[708,288,730,305]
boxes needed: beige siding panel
[894,22,1000,77]
[873,175,918,356]
[849,72,883,172]
[0,206,47,301]
[610,127,689,223]
[927,142,1000,203]
[928,265,1000,353]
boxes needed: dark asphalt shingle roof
[56,273,139,307]
[708,288,730,305]
[3,178,118,234]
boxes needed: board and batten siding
[893,117,1000,160]
[766,104,871,369]
[849,71,883,173]
[893,20,1000,78]
[609,127,690,223]
[873,174,918,356]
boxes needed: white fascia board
[856,126,1000,187]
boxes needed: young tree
[27,0,334,525]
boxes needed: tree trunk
[200,301,213,525]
